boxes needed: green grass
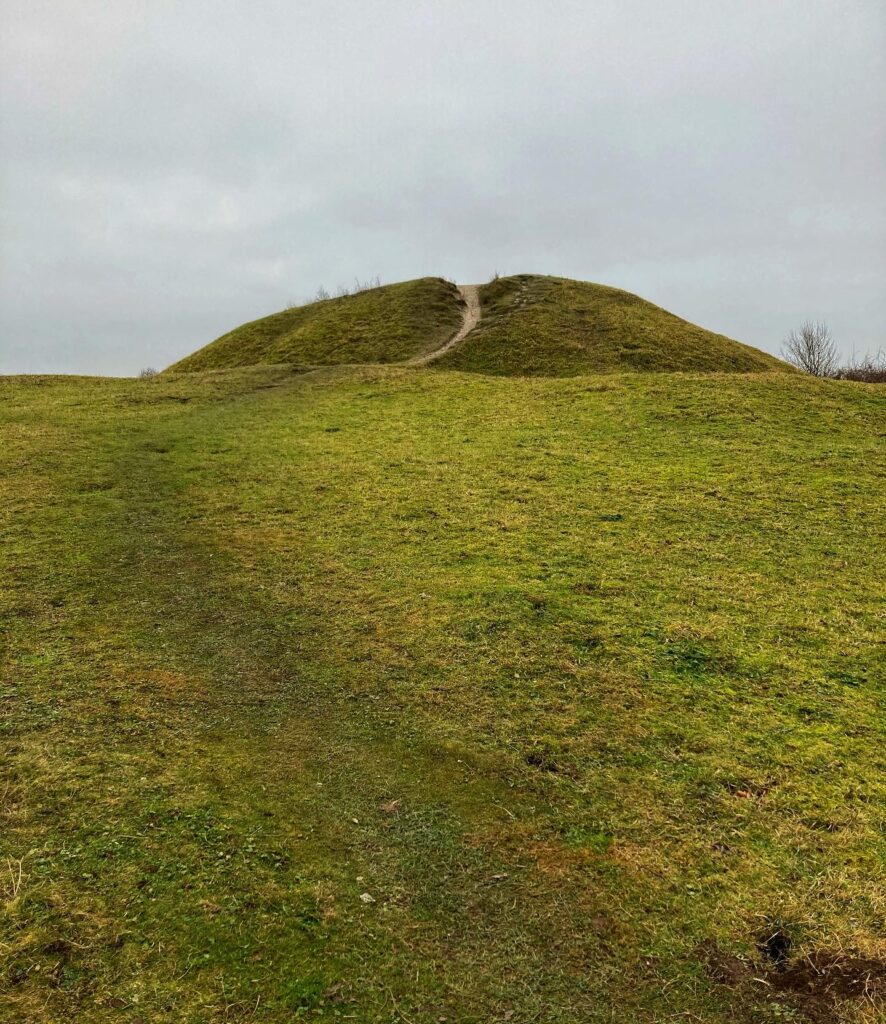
[437,275,790,375]
[168,273,789,379]
[1,366,883,1022]
[169,277,463,372]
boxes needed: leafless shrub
[352,275,381,293]
[307,277,382,304]
[138,367,159,379]
[781,321,838,377]
[834,350,886,383]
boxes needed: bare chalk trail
[408,284,480,366]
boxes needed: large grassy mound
[169,277,462,372]
[169,273,788,378]
[2,365,883,1022]
[437,274,789,375]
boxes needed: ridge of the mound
[434,275,788,376]
[168,277,463,373]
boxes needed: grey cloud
[1,0,884,374]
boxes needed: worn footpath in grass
[1,366,884,1022]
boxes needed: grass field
[1,365,884,1022]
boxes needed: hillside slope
[169,277,462,372]
[169,273,789,377]
[2,366,883,1023]
[437,274,789,375]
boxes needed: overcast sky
[1,0,884,375]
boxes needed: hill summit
[169,274,788,376]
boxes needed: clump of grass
[3,857,25,905]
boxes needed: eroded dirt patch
[773,953,886,1016]
[700,940,886,1022]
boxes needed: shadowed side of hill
[435,274,790,376]
[168,277,463,372]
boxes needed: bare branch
[834,349,886,383]
[781,320,838,377]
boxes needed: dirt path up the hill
[409,284,480,366]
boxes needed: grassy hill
[437,275,789,375]
[169,277,463,372]
[2,363,883,1023]
[168,273,789,377]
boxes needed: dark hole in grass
[525,750,560,773]
[706,937,886,1019]
[758,924,793,970]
